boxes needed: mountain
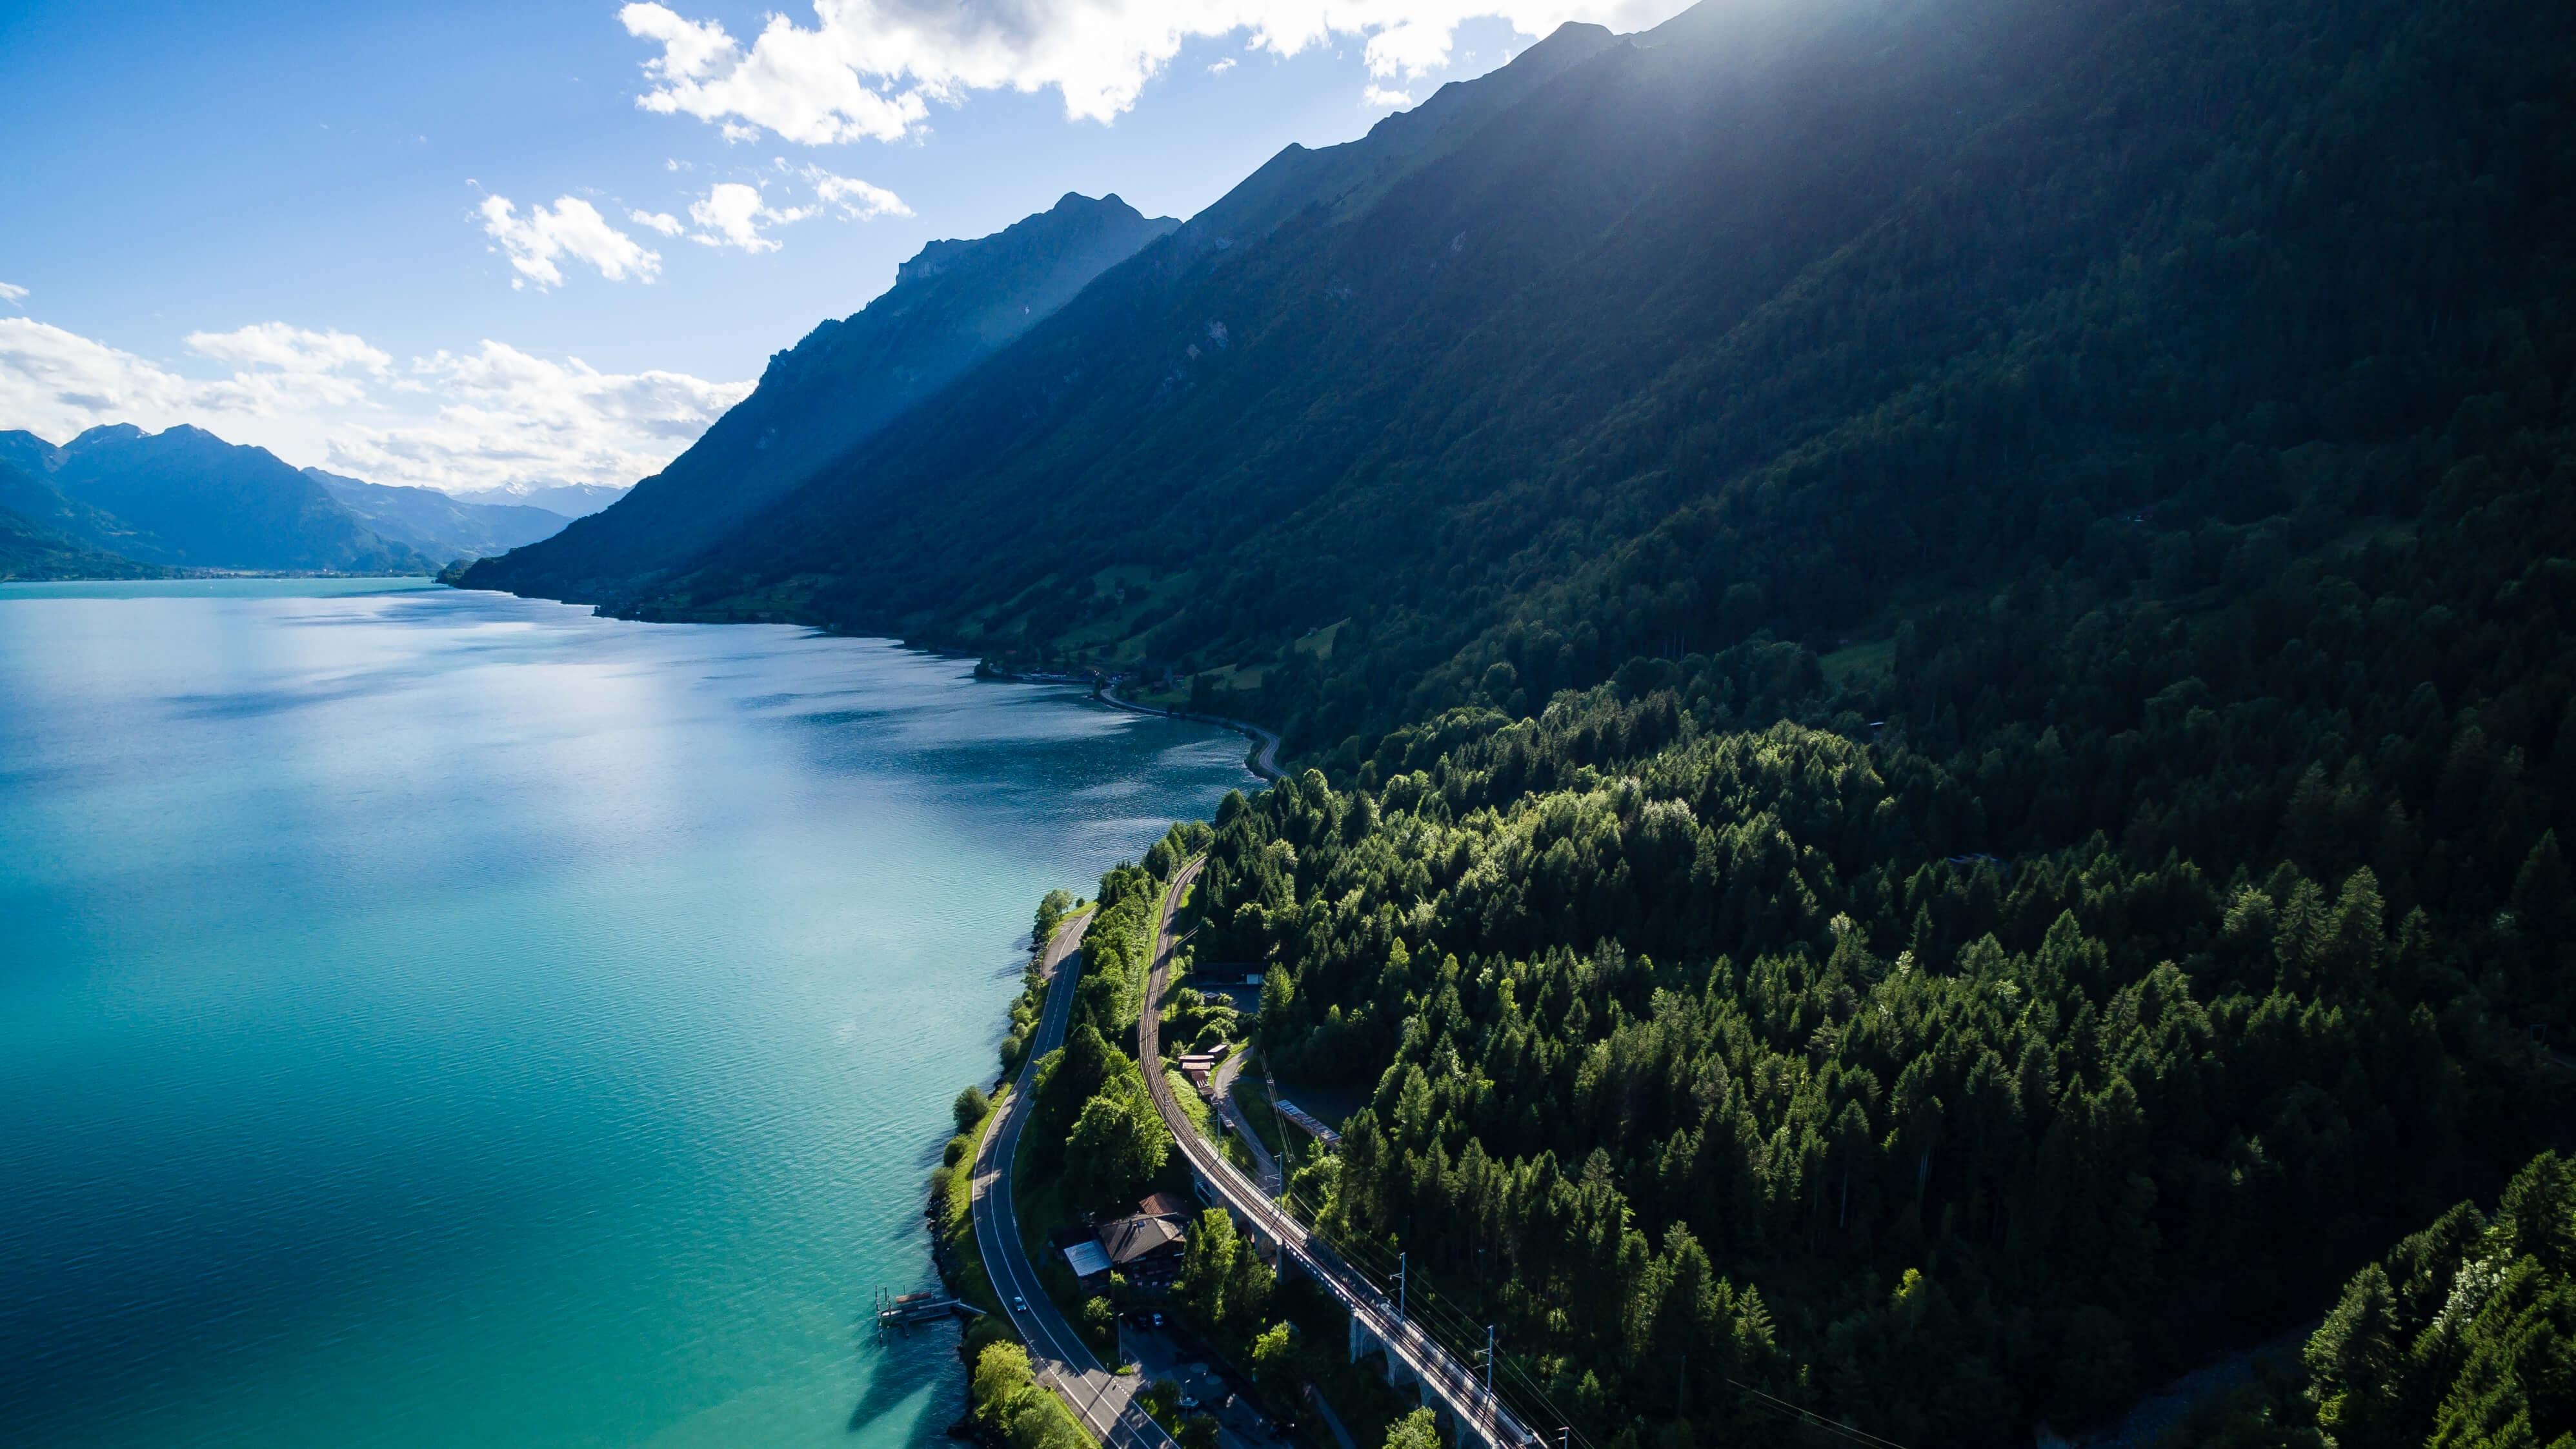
[0,511,163,581]
[455,481,627,519]
[612,0,2573,743]
[594,0,2118,640]
[0,443,170,562]
[460,191,1180,600]
[0,430,59,480]
[33,425,429,573]
[463,0,2576,1441]
[0,461,164,580]
[305,468,570,565]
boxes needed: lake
[0,579,1252,1448]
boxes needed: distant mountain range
[0,425,590,579]
[305,469,573,564]
[453,481,626,519]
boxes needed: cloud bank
[0,315,749,496]
[616,0,1693,144]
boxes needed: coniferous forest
[455,0,2576,1441]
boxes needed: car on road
[1013,1295,1029,1313]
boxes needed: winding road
[1207,1047,1285,1197]
[1140,859,1541,1449]
[970,909,1177,1449]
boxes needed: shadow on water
[848,1318,960,1434]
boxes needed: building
[1096,1211,1189,1283]
[1062,1237,1112,1288]
[1138,1191,1196,1223]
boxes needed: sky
[0,0,1689,497]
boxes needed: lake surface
[0,580,1251,1448]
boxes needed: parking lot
[1118,1314,1300,1449]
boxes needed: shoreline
[448,579,1289,783]
[1092,685,1283,783]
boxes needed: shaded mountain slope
[627,0,2573,768]
[615,0,2100,635]
[0,461,164,580]
[0,444,170,562]
[460,192,1180,600]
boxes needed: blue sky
[0,0,1683,495]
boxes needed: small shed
[1062,1238,1112,1285]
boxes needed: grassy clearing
[943,1084,1011,1312]
[1228,1077,1293,1163]
[1818,635,1895,688]
[1292,619,1349,659]
[1165,1067,1217,1140]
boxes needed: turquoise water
[0,581,1249,1448]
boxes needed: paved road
[1207,1048,1285,1197]
[971,909,1178,1449]
[1141,859,1540,1449]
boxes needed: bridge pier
[1347,1315,1418,1390]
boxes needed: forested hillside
[470,0,2575,1439]
[0,496,163,581]
[613,0,2571,776]
[1011,0,2576,1414]
[2160,1151,2575,1448]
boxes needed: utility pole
[1396,1252,1407,1323]
[1485,1325,1496,1395]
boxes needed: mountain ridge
[459,191,1182,601]
[6,425,430,573]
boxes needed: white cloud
[328,343,753,495]
[0,282,26,308]
[1,319,225,439]
[1362,85,1413,107]
[616,0,1693,143]
[478,194,663,289]
[623,1,929,144]
[185,322,390,377]
[804,166,911,219]
[0,314,749,496]
[172,323,393,412]
[630,208,686,235]
[1208,56,1237,74]
[687,181,814,252]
